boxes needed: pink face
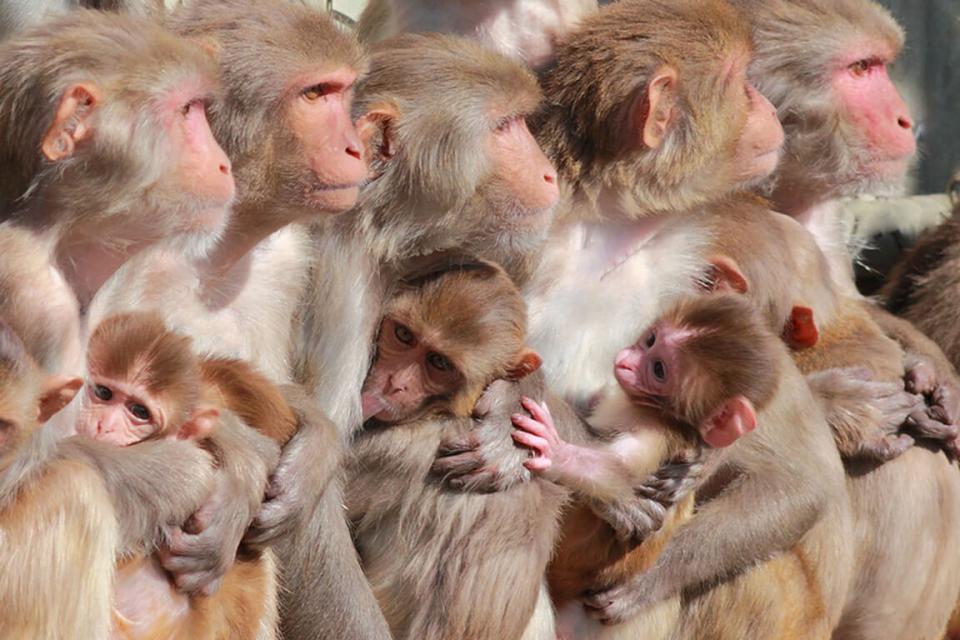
[613,322,692,404]
[286,67,367,213]
[361,317,463,423]
[76,379,164,446]
[162,83,236,233]
[832,48,915,179]
[486,116,559,219]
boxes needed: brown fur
[86,312,286,640]
[733,0,906,207]
[882,208,960,372]
[347,261,567,640]
[547,295,842,640]
[700,201,960,640]
[534,0,754,216]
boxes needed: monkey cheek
[306,185,360,214]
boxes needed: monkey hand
[903,354,960,447]
[245,385,342,548]
[431,379,534,493]
[807,367,923,462]
[582,570,668,626]
[160,413,279,596]
[593,450,705,543]
[510,396,574,476]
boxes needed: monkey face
[76,379,164,447]
[361,317,463,425]
[614,322,690,407]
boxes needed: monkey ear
[640,66,678,149]
[505,348,543,381]
[702,256,749,295]
[700,395,757,448]
[179,406,220,441]
[41,84,101,161]
[356,103,399,169]
[783,305,819,350]
[36,376,83,423]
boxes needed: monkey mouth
[361,391,389,421]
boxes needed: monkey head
[0,11,236,247]
[79,312,218,446]
[0,320,81,454]
[740,0,915,202]
[362,259,542,425]
[615,295,780,448]
[351,33,559,260]
[535,0,784,216]
[169,0,369,216]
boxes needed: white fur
[525,215,712,407]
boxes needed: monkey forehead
[361,33,541,127]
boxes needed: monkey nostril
[897,117,912,130]
[346,146,362,161]
[218,163,230,175]
[544,173,557,184]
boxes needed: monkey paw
[853,432,915,463]
[582,577,660,626]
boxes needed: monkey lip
[361,392,388,421]
[614,364,642,393]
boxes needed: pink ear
[638,66,678,149]
[178,407,219,441]
[700,396,757,448]
[783,305,819,350]
[506,348,543,381]
[702,256,749,295]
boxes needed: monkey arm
[244,383,343,548]
[868,303,960,443]
[583,457,826,625]
[54,435,216,557]
[158,410,279,596]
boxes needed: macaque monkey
[89,3,367,633]
[0,317,217,639]
[293,34,563,638]
[697,201,960,640]
[79,311,294,640]
[515,295,849,639]
[357,0,597,68]
[733,0,960,441]
[346,257,570,640]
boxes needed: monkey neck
[202,201,300,276]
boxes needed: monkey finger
[512,413,549,438]
[429,450,486,478]
[523,457,552,472]
[435,433,482,458]
[856,433,915,463]
[511,429,550,457]
[520,397,550,425]
[904,411,959,442]
[932,385,960,424]
[446,468,504,494]
[904,357,938,395]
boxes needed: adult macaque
[698,201,960,640]
[78,312,286,640]
[435,0,784,494]
[734,0,960,442]
[347,257,565,640]
[89,2,366,634]
[516,295,843,639]
[0,318,217,639]
[357,0,597,68]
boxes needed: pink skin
[613,324,692,405]
[487,116,559,212]
[732,82,784,182]
[361,318,462,423]
[161,82,236,232]
[511,397,576,474]
[833,48,916,177]
[286,68,366,212]
[76,380,165,446]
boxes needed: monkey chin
[307,184,361,214]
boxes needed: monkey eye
[848,59,876,77]
[394,323,415,346]
[427,352,453,373]
[652,360,667,382]
[93,385,113,401]
[128,403,152,422]
[645,331,657,348]
[302,83,334,101]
